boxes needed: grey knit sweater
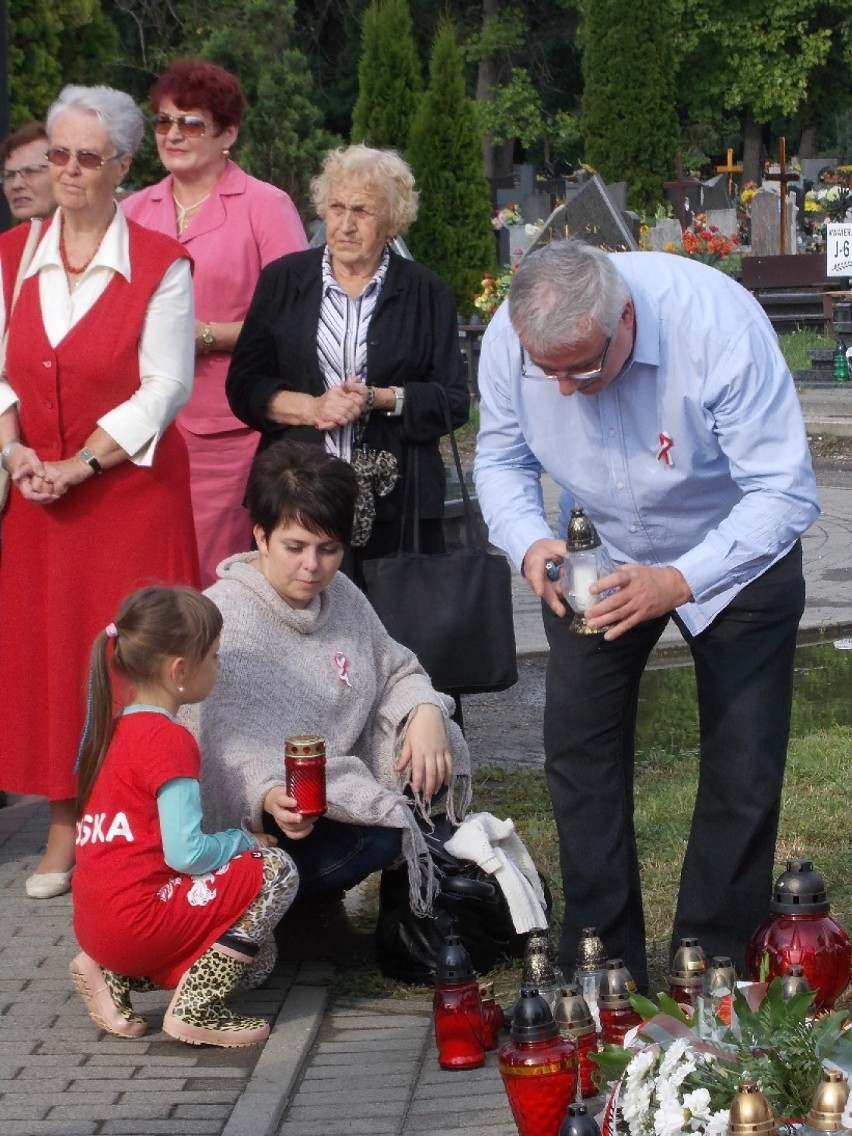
[180,554,472,914]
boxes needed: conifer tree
[579,0,679,213]
[406,18,496,317]
[351,0,422,153]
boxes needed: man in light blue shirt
[474,239,819,989]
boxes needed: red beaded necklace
[59,215,99,277]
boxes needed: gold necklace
[172,189,211,234]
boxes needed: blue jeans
[263,814,402,899]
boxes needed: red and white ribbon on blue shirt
[657,431,674,467]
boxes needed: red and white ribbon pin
[334,651,352,687]
[657,431,674,467]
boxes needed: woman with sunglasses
[122,59,308,587]
[0,84,200,899]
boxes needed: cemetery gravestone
[558,175,638,251]
[704,208,738,238]
[698,174,732,212]
[644,218,683,252]
[750,190,782,256]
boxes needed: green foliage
[718,982,850,1118]
[162,0,338,215]
[201,1,338,212]
[592,979,852,1118]
[579,0,679,213]
[779,329,833,372]
[6,0,121,126]
[351,0,422,152]
[406,18,496,316]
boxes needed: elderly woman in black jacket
[225,144,469,578]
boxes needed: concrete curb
[222,984,328,1136]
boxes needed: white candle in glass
[567,558,599,613]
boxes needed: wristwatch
[200,322,215,354]
[0,438,20,471]
[383,386,405,417]
[77,447,103,475]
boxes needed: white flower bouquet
[593,980,852,1136]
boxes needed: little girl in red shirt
[70,585,298,1047]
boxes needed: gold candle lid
[806,1069,850,1131]
[285,735,326,758]
[728,1082,777,1136]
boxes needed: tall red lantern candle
[669,937,709,1010]
[598,959,643,1045]
[554,984,600,1099]
[432,929,485,1070]
[746,859,852,1011]
[499,987,578,1136]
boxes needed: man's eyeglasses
[46,147,122,171]
[2,163,49,183]
[152,113,208,138]
[521,333,613,383]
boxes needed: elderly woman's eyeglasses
[46,147,121,171]
[3,163,49,182]
[152,113,208,138]
[520,334,613,383]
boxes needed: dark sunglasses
[46,147,121,171]
[151,113,208,138]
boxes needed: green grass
[330,645,852,1002]
[778,329,833,372]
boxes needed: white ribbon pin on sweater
[444,811,549,934]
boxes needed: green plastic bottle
[833,340,849,382]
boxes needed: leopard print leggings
[226,845,298,987]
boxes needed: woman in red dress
[0,84,199,899]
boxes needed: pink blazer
[122,161,308,433]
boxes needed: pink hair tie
[105,623,118,639]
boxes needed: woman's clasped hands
[8,445,88,503]
[311,378,370,430]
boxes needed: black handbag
[360,390,518,695]
[375,813,552,985]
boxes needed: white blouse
[0,208,194,466]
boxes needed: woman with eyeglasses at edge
[122,60,308,587]
[0,84,199,899]
[0,122,57,221]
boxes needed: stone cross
[762,137,796,255]
[663,152,701,230]
[715,148,743,196]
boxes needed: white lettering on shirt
[75,812,135,846]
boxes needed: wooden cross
[715,148,743,196]
[763,137,797,255]
[663,152,701,231]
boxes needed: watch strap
[77,447,103,475]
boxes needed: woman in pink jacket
[123,59,308,586]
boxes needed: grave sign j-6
[826,222,852,275]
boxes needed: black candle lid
[770,859,830,914]
[510,986,559,1042]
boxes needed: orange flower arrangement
[664,214,741,276]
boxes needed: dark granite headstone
[698,174,732,211]
[559,175,638,251]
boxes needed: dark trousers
[542,543,805,990]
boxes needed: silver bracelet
[0,438,21,472]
